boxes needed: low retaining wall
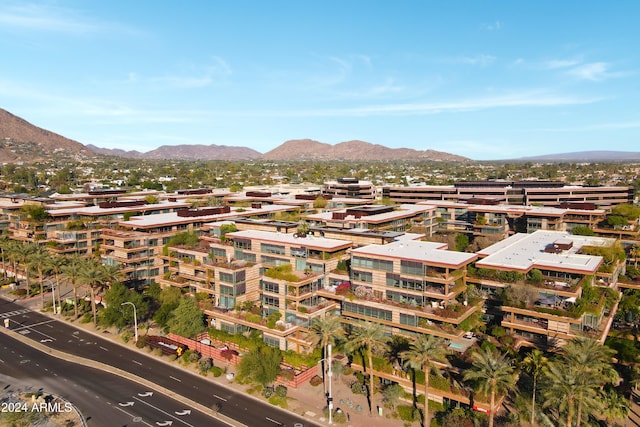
[168,333,318,388]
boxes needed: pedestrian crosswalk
[0,309,31,319]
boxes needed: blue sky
[1,1,638,160]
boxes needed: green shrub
[351,381,367,395]
[198,357,213,373]
[490,325,506,338]
[262,387,274,398]
[186,349,201,363]
[397,405,419,422]
[275,384,287,398]
[121,331,132,343]
[211,366,223,377]
[268,394,288,408]
[136,335,149,348]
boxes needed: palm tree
[15,242,37,295]
[562,337,619,426]
[62,255,85,319]
[522,349,548,426]
[0,235,11,280]
[46,255,67,313]
[4,240,21,283]
[78,259,110,326]
[401,334,448,427]
[308,314,345,394]
[541,360,593,427]
[346,321,387,413]
[463,347,516,427]
[28,247,51,310]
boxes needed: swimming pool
[449,342,465,350]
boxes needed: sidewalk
[7,289,411,427]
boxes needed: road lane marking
[169,376,181,382]
[132,360,143,365]
[133,396,195,427]
[114,405,154,427]
[266,417,283,425]
[213,395,227,402]
[0,309,31,318]
[11,320,56,341]
[99,346,109,351]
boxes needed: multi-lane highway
[1,332,223,426]
[0,296,315,427]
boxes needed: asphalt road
[0,332,223,427]
[0,296,314,427]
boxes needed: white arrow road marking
[133,396,194,427]
[40,339,53,343]
[118,401,134,407]
[175,410,191,416]
[138,391,153,397]
[156,422,173,427]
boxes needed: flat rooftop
[122,204,299,229]
[476,230,614,273]
[307,204,435,223]
[47,200,189,217]
[419,200,606,216]
[226,229,352,250]
[351,240,478,268]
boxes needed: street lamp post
[51,282,57,315]
[121,302,138,343]
[327,343,333,425]
[318,344,334,425]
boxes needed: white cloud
[138,57,232,89]
[0,2,138,35]
[545,59,581,69]
[565,62,625,81]
[249,90,601,118]
[447,54,496,67]
[482,21,503,31]
[538,120,640,132]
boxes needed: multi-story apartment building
[5,195,190,257]
[101,203,301,287]
[424,200,607,237]
[383,181,635,208]
[339,239,480,341]
[192,229,354,352]
[166,226,482,351]
[322,178,375,200]
[466,230,622,348]
[306,204,438,235]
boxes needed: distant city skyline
[1,1,638,160]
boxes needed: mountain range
[510,151,640,162]
[0,108,91,162]
[1,108,639,163]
